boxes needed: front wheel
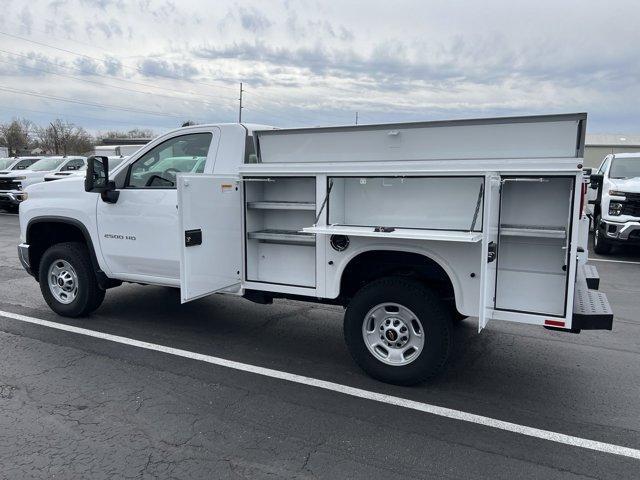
[39,242,105,317]
[344,277,452,385]
[593,216,613,255]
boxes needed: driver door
[96,129,220,283]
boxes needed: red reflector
[545,320,565,327]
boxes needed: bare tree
[34,119,94,155]
[97,128,155,141]
[0,118,33,155]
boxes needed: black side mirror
[582,168,592,176]
[85,156,119,203]
[590,173,603,190]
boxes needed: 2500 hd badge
[104,233,136,241]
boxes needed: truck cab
[589,152,640,253]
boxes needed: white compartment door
[478,174,501,331]
[178,174,242,303]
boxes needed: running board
[582,264,600,290]
[572,285,613,331]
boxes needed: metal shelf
[500,224,566,239]
[302,225,482,242]
[247,201,316,211]
[247,229,316,246]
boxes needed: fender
[330,242,466,311]
[26,216,120,289]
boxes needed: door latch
[487,241,497,263]
[185,229,202,247]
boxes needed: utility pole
[238,82,244,123]
[355,111,359,125]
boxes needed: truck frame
[18,113,613,385]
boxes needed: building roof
[586,134,640,147]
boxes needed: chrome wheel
[362,302,425,366]
[48,259,78,304]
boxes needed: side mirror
[582,168,592,176]
[590,173,603,190]
[85,156,119,203]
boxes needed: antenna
[355,111,358,125]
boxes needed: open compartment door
[177,174,242,303]
[478,174,501,331]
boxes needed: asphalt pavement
[0,211,638,479]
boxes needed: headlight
[609,202,623,216]
[609,190,626,197]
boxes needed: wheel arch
[335,245,464,312]
[26,216,103,284]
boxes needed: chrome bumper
[602,220,640,240]
[17,243,31,275]
[0,191,26,204]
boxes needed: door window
[127,133,213,188]
[13,158,39,170]
[62,159,86,171]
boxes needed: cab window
[13,158,38,170]
[127,133,212,188]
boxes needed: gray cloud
[138,58,199,79]
[238,7,271,32]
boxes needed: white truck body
[17,114,613,384]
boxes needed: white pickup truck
[17,115,613,385]
[0,156,86,209]
[588,153,640,254]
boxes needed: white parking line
[0,309,638,461]
[590,258,640,265]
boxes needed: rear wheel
[593,215,613,254]
[39,242,105,317]
[344,277,452,385]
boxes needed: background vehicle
[18,115,613,385]
[0,156,85,209]
[43,156,127,182]
[0,157,41,172]
[588,152,640,254]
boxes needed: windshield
[30,158,66,171]
[0,158,14,170]
[609,157,640,179]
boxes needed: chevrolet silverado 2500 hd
[0,156,85,208]
[589,152,640,254]
[17,115,614,385]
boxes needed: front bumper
[0,191,27,206]
[17,243,32,276]
[599,219,640,243]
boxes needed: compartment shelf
[303,225,482,242]
[500,224,566,239]
[248,229,316,245]
[247,201,316,211]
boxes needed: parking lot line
[1,308,639,461]
[589,258,640,265]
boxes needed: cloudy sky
[0,0,639,135]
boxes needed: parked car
[0,156,85,209]
[0,157,41,172]
[588,152,640,253]
[43,156,128,182]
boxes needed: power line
[0,86,185,118]
[0,103,173,127]
[0,47,234,104]
[0,30,240,95]
[0,55,234,110]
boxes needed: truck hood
[25,175,84,194]
[608,177,640,194]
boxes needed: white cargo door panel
[478,174,501,331]
[178,174,242,303]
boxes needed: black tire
[38,242,105,317]
[593,216,613,255]
[344,277,453,386]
